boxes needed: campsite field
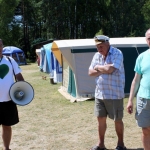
[0,63,143,150]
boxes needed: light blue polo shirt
[135,49,150,99]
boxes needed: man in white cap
[127,29,150,150]
[89,35,126,150]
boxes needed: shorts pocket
[137,97,147,113]
[135,111,138,120]
[135,97,147,120]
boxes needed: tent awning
[3,46,23,54]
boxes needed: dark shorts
[94,98,124,121]
[0,101,19,126]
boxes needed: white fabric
[0,56,22,102]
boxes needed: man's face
[96,42,109,56]
[146,31,150,47]
[0,40,3,56]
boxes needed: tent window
[17,52,25,63]
[12,53,18,63]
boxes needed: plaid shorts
[0,101,19,126]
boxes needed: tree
[141,0,150,30]
[0,0,148,61]
[0,0,20,45]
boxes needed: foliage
[31,38,46,45]
[95,29,104,36]
[141,0,150,29]
[30,37,47,60]
[0,0,149,59]
[0,0,20,45]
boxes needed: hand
[127,100,133,114]
[105,63,113,66]
[94,65,98,70]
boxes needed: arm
[94,64,116,74]
[95,49,123,74]
[88,68,102,77]
[127,73,141,114]
[88,52,116,76]
[15,73,24,81]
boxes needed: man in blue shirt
[127,29,150,150]
[89,35,125,150]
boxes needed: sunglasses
[94,36,109,42]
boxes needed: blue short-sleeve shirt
[135,50,150,98]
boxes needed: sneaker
[115,146,127,150]
[90,145,107,150]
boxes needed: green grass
[0,63,144,150]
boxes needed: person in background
[88,35,126,150]
[127,29,150,150]
[0,39,24,150]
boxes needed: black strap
[7,56,17,81]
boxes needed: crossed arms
[88,64,116,76]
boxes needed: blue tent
[3,46,26,65]
[40,43,62,83]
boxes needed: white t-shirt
[0,56,22,102]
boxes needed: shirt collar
[108,46,113,54]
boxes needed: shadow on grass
[86,98,95,101]
[90,147,144,150]
[127,149,143,150]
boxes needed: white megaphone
[9,81,34,106]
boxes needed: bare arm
[15,73,24,81]
[127,73,141,114]
[88,68,102,77]
[88,64,115,76]
[94,64,116,74]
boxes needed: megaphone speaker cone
[9,81,34,106]
[14,91,24,100]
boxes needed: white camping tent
[51,37,148,102]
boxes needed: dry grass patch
[0,63,144,150]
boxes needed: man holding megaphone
[0,39,24,150]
